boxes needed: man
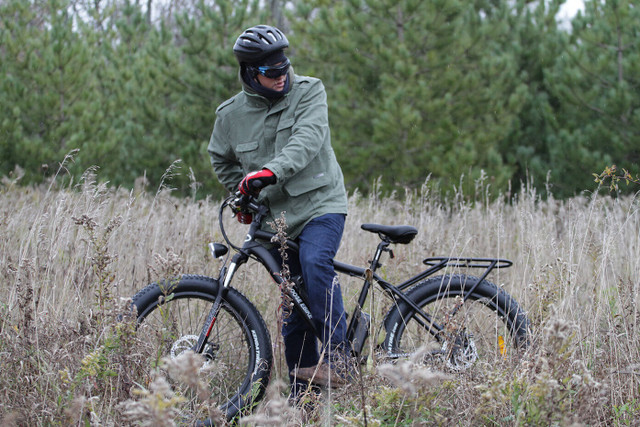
[207,24,351,395]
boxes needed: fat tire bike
[130,190,530,424]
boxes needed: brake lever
[234,177,264,208]
[230,191,256,218]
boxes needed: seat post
[369,240,390,273]
[348,240,389,343]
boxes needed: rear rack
[421,257,513,303]
[423,257,512,269]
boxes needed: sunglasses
[256,59,290,79]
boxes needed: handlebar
[219,189,268,252]
[228,191,260,214]
[228,176,269,213]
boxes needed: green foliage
[594,164,640,193]
[0,0,94,184]
[549,0,640,196]
[0,0,638,199]
[144,0,259,197]
[498,0,568,196]
[290,0,520,194]
[613,398,640,426]
[368,385,446,425]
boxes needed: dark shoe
[291,363,348,388]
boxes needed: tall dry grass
[0,169,638,426]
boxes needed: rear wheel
[382,274,529,370]
[131,275,272,422]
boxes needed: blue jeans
[270,214,348,390]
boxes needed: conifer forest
[1,0,638,199]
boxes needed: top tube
[223,194,386,283]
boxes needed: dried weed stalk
[239,380,302,426]
[148,248,184,284]
[268,211,295,310]
[119,351,226,427]
[476,318,608,425]
[377,347,452,396]
[119,373,185,427]
[14,258,35,338]
[267,212,296,380]
[72,213,123,325]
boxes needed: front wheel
[382,274,529,370]
[131,275,272,423]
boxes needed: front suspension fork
[193,252,247,353]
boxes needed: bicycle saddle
[361,223,418,244]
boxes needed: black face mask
[241,66,291,100]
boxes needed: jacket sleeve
[263,79,329,182]
[208,115,244,193]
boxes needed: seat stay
[334,258,446,342]
[423,257,512,302]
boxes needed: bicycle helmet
[233,25,289,65]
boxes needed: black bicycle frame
[199,196,512,358]
[256,229,511,355]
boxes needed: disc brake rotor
[442,334,478,371]
[170,334,220,366]
[170,334,199,358]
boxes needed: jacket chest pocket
[275,118,295,150]
[235,141,262,172]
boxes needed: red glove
[238,169,276,196]
[236,211,253,224]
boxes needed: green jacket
[208,70,348,239]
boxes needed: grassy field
[1,171,639,426]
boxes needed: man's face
[257,71,287,91]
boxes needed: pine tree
[550,0,640,196]
[497,0,569,196]
[290,0,523,195]
[149,0,261,198]
[0,0,96,183]
[71,1,167,189]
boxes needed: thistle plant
[72,213,123,327]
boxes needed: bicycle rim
[135,293,256,420]
[384,275,528,370]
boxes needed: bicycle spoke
[136,297,252,412]
[383,275,528,371]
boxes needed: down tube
[247,243,318,336]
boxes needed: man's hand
[238,169,277,196]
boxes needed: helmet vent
[265,31,277,43]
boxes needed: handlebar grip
[250,179,264,191]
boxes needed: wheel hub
[170,335,220,363]
[442,333,478,371]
